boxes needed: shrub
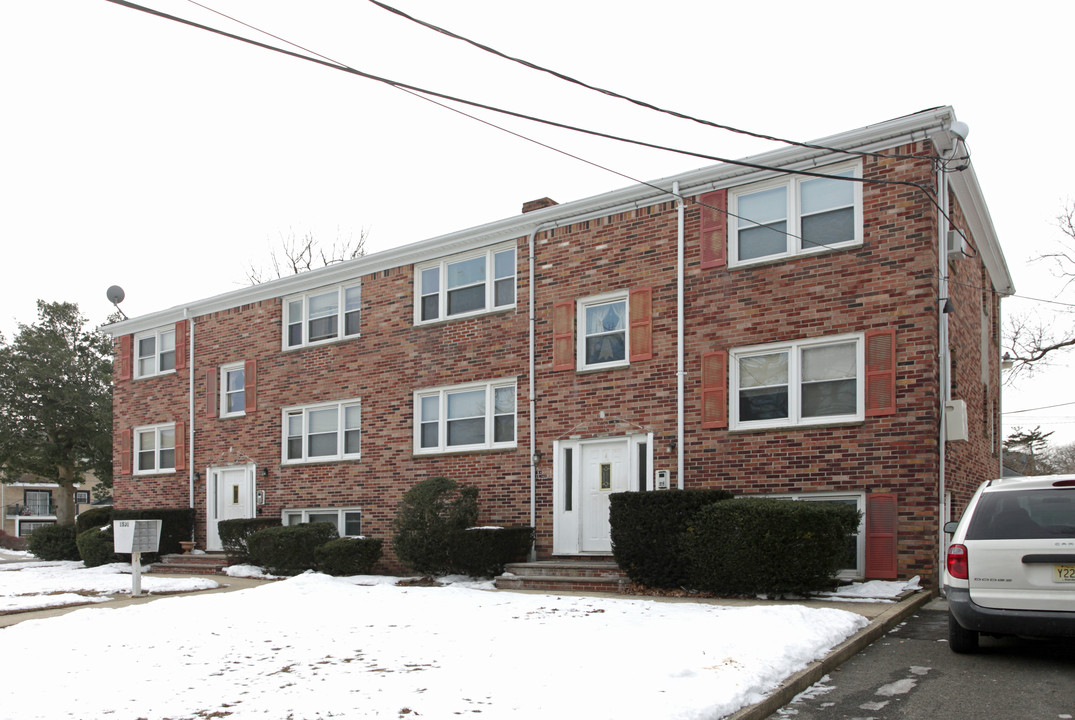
[77,526,122,567]
[447,526,533,577]
[392,477,479,574]
[113,508,195,559]
[315,537,384,576]
[27,523,80,561]
[247,522,339,575]
[218,517,282,564]
[610,489,735,588]
[685,498,861,596]
[76,506,113,535]
[0,529,27,551]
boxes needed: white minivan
[944,475,1075,653]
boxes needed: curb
[725,589,935,720]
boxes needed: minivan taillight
[947,544,969,580]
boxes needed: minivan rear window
[966,489,1075,540]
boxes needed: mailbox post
[113,519,162,596]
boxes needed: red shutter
[552,301,575,372]
[628,287,653,362]
[174,321,187,370]
[699,189,728,269]
[865,492,898,579]
[119,428,132,475]
[117,335,132,381]
[244,359,257,413]
[701,351,728,429]
[865,328,897,417]
[174,421,187,472]
[206,368,218,418]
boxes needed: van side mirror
[943,521,960,534]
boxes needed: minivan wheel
[948,611,979,653]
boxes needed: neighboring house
[1,473,104,538]
[106,107,1013,586]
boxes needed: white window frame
[729,161,862,267]
[281,399,361,465]
[767,491,866,578]
[220,362,246,418]
[577,291,629,371]
[730,333,864,431]
[413,379,517,454]
[134,422,176,475]
[133,327,176,378]
[282,507,363,537]
[414,243,516,325]
[73,490,91,504]
[282,283,361,350]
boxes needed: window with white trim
[134,327,176,378]
[282,507,363,537]
[769,492,865,577]
[282,399,361,464]
[134,423,176,474]
[730,162,862,266]
[731,334,863,430]
[577,291,628,371]
[74,490,91,504]
[415,380,516,454]
[220,362,246,418]
[415,245,516,324]
[283,283,361,349]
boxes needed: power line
[365,0,955,165]
[1004,401,1075,415]
[111,0,971,261]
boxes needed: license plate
[1055,565,1075,582]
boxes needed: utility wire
[1005,401,1075,415]
[365,0,956,164]
[112,0,972,260]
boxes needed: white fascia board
[947,165,1015,296]
[107,107,975,335]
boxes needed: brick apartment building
[107,106,1013,586]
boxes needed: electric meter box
[113,519,162,554]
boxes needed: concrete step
[150,552,229,575]
[495,559,628,593]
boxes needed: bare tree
[247,228,369,284]
[1003,203,1075,380]
[1050,441,1075,474]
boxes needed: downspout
[527,220,555,561]
[937,151,952,582]
[674,182,685,489]
[186,312,195,513]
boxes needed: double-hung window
[220,362,245,418]
[730,162,861,265]
[282,399,361,464]
[134,423,176,474]
[134,327,176,378]
[415,380,516,454]
[416,245,516,323]
[283,283,361,349]
[283,507,363,537]
[731,334,863,430]
[769,492,865,577]
[578,292,628,371]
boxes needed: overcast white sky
[1,0,1073,445]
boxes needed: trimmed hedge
[77,526,122,567]
[685,498,861,596]
[219,517,282,564]
[447,526,533,577]
[247,522,339,576]
[392,477,479,574]
[76,506,113,535]
[315,537,383,576]
[28,523,80,561]
[610,489,735,588]
[113,508,195,558]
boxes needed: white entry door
[206,465,255,551]
[580,440,630,552]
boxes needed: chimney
[522,197,558,214]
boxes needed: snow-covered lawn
[0,552,917,720]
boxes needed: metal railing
[4,501,57,517]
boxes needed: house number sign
[600,463,612,490]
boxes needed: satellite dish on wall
[106,285,128,319]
